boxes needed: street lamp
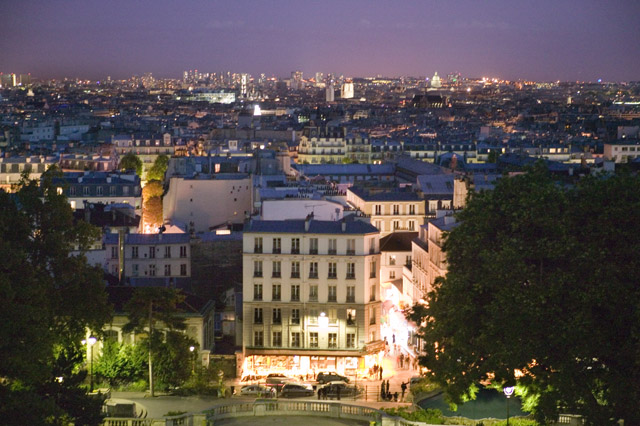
[189,346,195,373]
[503,386,515,426]
[82,337,97,392]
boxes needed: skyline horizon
[2,0,639,83]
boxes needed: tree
[146,154,169,182]
[122,287,186,396]
[0,168,112,425]
[119,153,143,177]
[142,180,164,230]
[409,165,640,425]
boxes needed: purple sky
[2,0,639,82]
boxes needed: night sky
[2,0,639,82]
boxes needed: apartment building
[242,217,382,378]
[346,187,426,237]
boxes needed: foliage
[143,196,163,229]
[408,164,640,426]
[382,407,445,424]
[119,153,143,176]
[178,362,226,396]
[0,168,112,425]
[151,331,197,390]
[94,340,147,386]
[164,411,187,417]
[409,378,441,396]
[147,154,169,181]
[142,180,164,199]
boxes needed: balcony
[346,296,355,303]
[328,249,337,255]
[254,247,262,254]
[346,273,355,280]
[346,250,355,256]
[309,249,318,255]
[309,273,318,279]
[272,272,281,278]
[291,248,300,254]
[291,272,300,278]
[273,248,281,254]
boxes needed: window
[291,284,300,301]
[272,261,281,278]
[389,255,396,266]
[83,186,90,196]
[328,333,337,348]
[309,238,318,254]
[370,284,376,302]
[123,186,129,196]
[347,333,356,348]
[369,306,376,324]
[291,261,300,278]
[328,308,337,325]
[131,246,139,258]
[164,246,171,258]
[149,246,155,259]
[346,263,355,279]
[180,264,187,276]
[132,263,138,277]
[110,185,116,196]
[272,238,281,254]
[96,186,103,196]
[393,204,399,215]
[347,308,356,325]
[408,220,415,231]
[409,204,416,215]
[291,332,301,347]
[390,270,396,279]
[254,284,263,301]
[272,284,281,301]
[309,309,318,324]
[328,238,337,255]
[272,308,281,324]
[254,260,263,277]
[148,264,156,277]
[369,239,376,254]
[180,245,187,258]
[69,186,76,196]
[375,204,382,215]
[309,262,318,278]
[309,285,318,302]
[347,239,355,255]
[347,286,355,303]
[291,238,300,254]
[254,308,263,324]
[328,262,337,279]
[291,308,300,325]
[111,246,118,259]
[370,260,376,278]
[393,220,400,230]
[254,237,263,253]
[164,264,171,276]
[328,285,337,302]
[254,331,263,346]
[310,332,319,348]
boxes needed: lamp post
[82,337,97,392]
[503,386,515,426]
[189,346,195,373]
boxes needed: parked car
[316,372,349,384]
[281,383,314,398]
[240,384,273,397]
[320,382,361,399]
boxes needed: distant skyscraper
[326,83,335,102]
[341,80,354,99]
[315,72,324,87]
[291,71,303,90]
[240,73,249,96]
[19,74,31,86]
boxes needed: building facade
[242,217,382,378]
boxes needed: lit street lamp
[503,386,515,426]
[189,345,195,373]
[82,337,97,392]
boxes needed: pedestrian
[337,384,341,400]
[379,366,383,380]
[394,392,399,402]
[399,353,404,368]
[401,382,407,401]
[392,333,396,344]
[380,384,386,401]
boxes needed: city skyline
[2,0,639,82]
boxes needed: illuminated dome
[431,72,442,88]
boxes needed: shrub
[383,407,445,424]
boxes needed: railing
[102,400,441,426]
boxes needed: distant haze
[1,0,639,82]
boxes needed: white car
[240,384,272,396]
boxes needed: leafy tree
[409,165,640,425]
[94,340,147,386]
[142,180,164,199]
[146,154,169,181]
[119,152,143,177]
[0,168,112,425]
[143,196,163,230]
[122,287,186,396]
[152,331,197,390]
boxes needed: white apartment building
[105,232,191,284]
[242,217,383,378]
[346,187,426,237]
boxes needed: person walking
[379,366,383,380]
[401,382,407,402]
